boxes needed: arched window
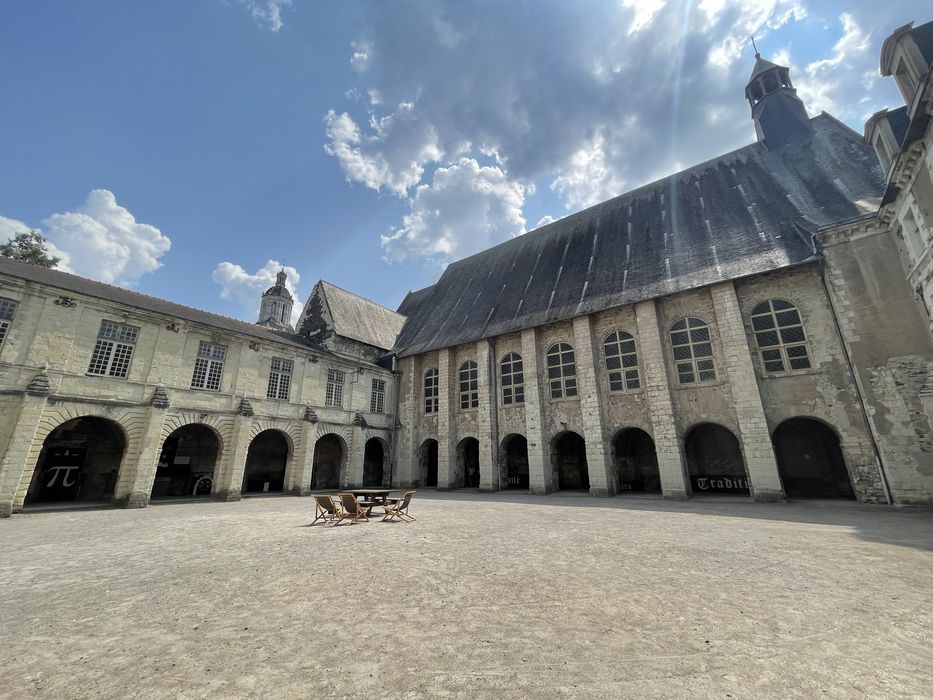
[670,318,716,385]
[751,299,811,373]
[546,343,577,398]
[423,368,439,414]
[459,360,478,409]
[500,352,524,405]
[604,331,640,391]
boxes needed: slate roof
[317,280,407,351]
[0,257,330,355]
[393,113,885,358]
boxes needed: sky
[0,0,919,324]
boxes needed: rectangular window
[0,297,18,349]
[191,341,226,391]
[370,378,386,413]
[326,369,345,407]
[87,320,139,378]
[266,357,293,400]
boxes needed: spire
[257,268,295,331]
[744,45,813,150]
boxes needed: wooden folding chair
[382,491,416,522]
[335,492,369,524]
[311,495,341,526]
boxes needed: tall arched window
[670,318,716,385]
[423,368,439,413]
[751,299,811,373]
[500,352,524,405]
[459,360,478,409]
[546,343,577,398]
[604,331,640,391]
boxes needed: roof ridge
[319,279,405,316]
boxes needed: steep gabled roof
[393,113,884,358]
[317,280,407,351]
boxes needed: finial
[751,36,760,59]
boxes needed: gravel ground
[1,491,932,699]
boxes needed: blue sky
[0,1,916,322]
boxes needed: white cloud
[381,158,528,262]
[350,40,373,72]
[241,0,292,31]
[550,130,625,209]
[2,190,171,285]
[212,259,302,324]
[535,215,558,228]
[621,0,666,34]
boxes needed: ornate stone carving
[151,384,170,409]
[352,412,367,428]
[304,406,319,423]
[25,371,50,397]
[237,398,254,417]
[53,296,77,308]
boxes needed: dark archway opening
[363,439,385,487]
[553,432,589,490]
[242,430,289,493]
[420,439,438,487]
[502,434,529,490]
[774,418,854,499]
[613,428,660,493]
[312,434,344,490]
[685,423,749,495]
[152,424,220,498]
[457,437,480,488]
[26,417,126,505]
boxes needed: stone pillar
[436,347,458,489]
[572,316,614,496]
[113,386,170,508]
[635,300,690,499]
[476,339,500,491]
[348,414,366,487]
[522,328,555,494]
[288,412,316,495]
[0,373,50,517]
[213,401,254,502]
[396,358,418,487]
[710,281,785,502]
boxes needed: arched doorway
[685,423,749,495]
[363,438,386,487]
[613,428,660,493]
[501,434,529,490]
[552,431,589,490]
[458,437,480,488]
[242,430,289,493]
[152,424,220,498]
[25,417,126,505]
[312,434,345,490]
[419,439,438,487]
[774,418,854,498]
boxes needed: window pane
[670,331,689,345]
[752,315,774,330]
[0,298,16,321]
[109,343,134,377]
[87,340,114,375]
[696,359,715,372]
[698,370,716,382]
[771,299,794,310]
[690,326,710,342]
[609,378,624,392]
[756,331,779,347]
[671,319,686,331]
[693,342,713,358]
[672,346,692,360]
[789,356,812,370]
[780,327,805,343]
[765,360,785,372]
[514,387,524,403]
[761,349,781,361]
[786,345,809,358]
[776,310,801,326]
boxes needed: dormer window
[894,56,921,104]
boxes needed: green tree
[0,230,60,268]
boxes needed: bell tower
[745,43,813,150]
[257,269,294,331]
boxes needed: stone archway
[552,431,589,491]
[457,437,480,488]
[152,424,221,498]
[774,418,854,499]
[419,439,438,487]
[363,438,387,487]
[684,423,749,495]
[500,434,529,490]
[242,430,290,493]
[311,434,345,490]
[613,428,660,493]
[25,416,127,506]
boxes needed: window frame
[87,320,140,379]
[546,342,578,399]
[423,368,439,414]
[0,297,18,351]
[325,368,345,408]
[458,360,479,410]
[500,352,524,405]
[370,377,386,414]
[750,299,813,375]
[603,330,641,393]
[266,357,293,400]
[190,340,227,391]
[670,317,717,386]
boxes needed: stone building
[389,37,933,505]
[0,258,398,517]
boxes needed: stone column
[476,339,500,491]
[113,385,170,509]
[710,281,785,502]
[572,316,614,496]
[396,358,417,487]
[522,328,555,494]
[287,410,316,495]
[348,414,367,487]
[436,347,458,489]
[634,300,689,499]
[213,399,254,502]
[0,373,50,517]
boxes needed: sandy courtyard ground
[1,491,932,699]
